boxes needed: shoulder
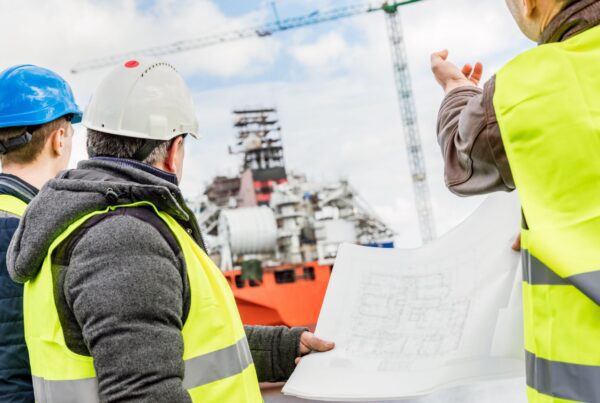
[60,209,190,315]
[63,208,187,287]
[73,208,182,260]
[496,42,564,90]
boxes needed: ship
[188,107,395,329]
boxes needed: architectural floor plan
[283,192,524,401]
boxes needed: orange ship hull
[224,262,331,330]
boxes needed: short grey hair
[86,129,170,165]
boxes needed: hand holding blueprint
[283,192,524,401]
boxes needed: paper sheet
[283,192,524,401]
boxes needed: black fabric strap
[132,140,164,162]
[0,131,33,155]
[52,206,191,330]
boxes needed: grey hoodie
[7,158,304,402]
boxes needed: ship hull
[224,262,331,330]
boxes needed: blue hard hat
[0,65,82,129]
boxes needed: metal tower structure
[231,108,286,172]
[72,0,436,243]
[383,3,436,242]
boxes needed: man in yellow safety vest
[7,59,333,402]
[431,0,599,402]
[0,65,81,401]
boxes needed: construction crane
[72,0,437,244]
[383,2,436,243]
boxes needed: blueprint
[283,192,524,401]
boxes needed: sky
[0,0,533,247]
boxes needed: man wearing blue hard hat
[0,64,81,401]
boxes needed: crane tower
[383,3,436,242]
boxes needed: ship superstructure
[188,107,395,327]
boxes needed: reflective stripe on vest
[494,25,600,403]
[0,194,27,217]
[30,337,255,403]
[24,202,262,402]
[523,250,600,301]
[526,351,600,403]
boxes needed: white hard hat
[82,58,199,141]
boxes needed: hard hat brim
[0,109,83,129]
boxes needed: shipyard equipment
[189,107,395,269]
[186,107,395,327]
[72,0,436,243]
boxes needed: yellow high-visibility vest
[0,194,27,217]
[23,202,262,402]
[494,25,600,403]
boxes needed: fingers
[462,62,484,85]
[431,50,482,93]
[462,64,473,77]
[431,49,458,90]
[470,62,484,85]
[299,332,335,355]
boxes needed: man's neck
[539,2,565,38]
[2,160,58,189]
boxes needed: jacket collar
[0,173,38,203]
[540,0,600,44]
[91,157,178,185]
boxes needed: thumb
[512,233,521,251]
[431,49,449,65]
[300,332,335,354]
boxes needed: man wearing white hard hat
[7,59,333,402]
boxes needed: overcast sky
[0,0,533,246]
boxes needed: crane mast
[383,4,436,242]
[72,0,436,244]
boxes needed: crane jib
[70,0,429,74]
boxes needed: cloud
[1,0,530,246]
[181,0,530,246]
[0,0,285,167]
[1,0,281,94]
[290,32,348,73]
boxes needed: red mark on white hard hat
[124,60,140,68]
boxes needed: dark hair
[86,129,171,165]
[0,117,69,165]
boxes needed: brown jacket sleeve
[436,76,515,196]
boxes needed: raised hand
[431,49,483,93]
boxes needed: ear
[50,126,67,157]
[522,0,536,16]
[164,136,184,174]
